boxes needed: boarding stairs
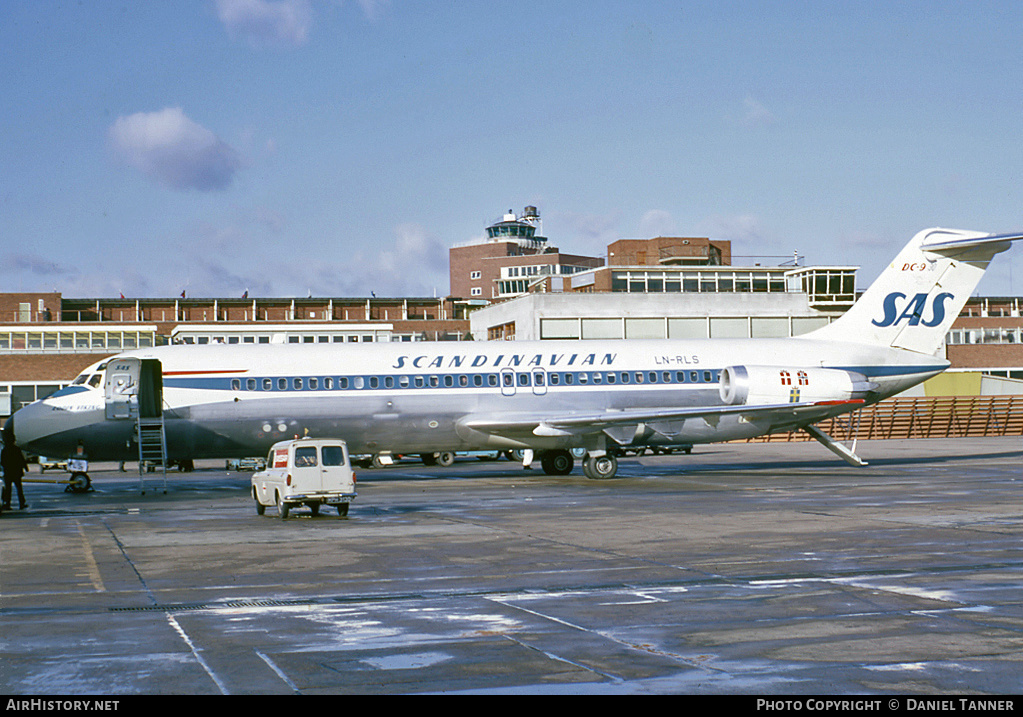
[136,415,168,494]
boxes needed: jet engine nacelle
[719,365,875,406]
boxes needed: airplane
[4,227,1022,482]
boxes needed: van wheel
[338,504,349,517]
[253,488,266,515]
[309,503,320,516]
[276,494,289,519]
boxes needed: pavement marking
[74,520,105,593]
[167,614,230,695]
[256,650,301,693]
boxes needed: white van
[251,438,357,518]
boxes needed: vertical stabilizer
[807,228,1023,355]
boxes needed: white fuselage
[8,226,1019,478]
[9,336,945,462]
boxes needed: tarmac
[1,437,1022,696]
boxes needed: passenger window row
[228,369,719,392]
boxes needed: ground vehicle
[357,450,497,468]
[251,438,356,518]
[227,456,266,471]
[37,456,67,472]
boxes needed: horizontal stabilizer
[920,230,1023,258]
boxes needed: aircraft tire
[436,451,455,467]
[583,453,618,480]
[67,472,92,494]
[420,453,438,466]
[540,450,574,476]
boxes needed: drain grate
[110,598,320,613]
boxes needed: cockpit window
[72,370,105,388]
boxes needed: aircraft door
[105,358,140,419]
[104,358,163,420]
[500,368,516,397]
[531,368,547,396]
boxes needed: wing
[459,399,865,443]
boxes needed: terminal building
[0,292,470,417]
[468,238,856,342]
[3,206,1023,420]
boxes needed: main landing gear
[537,449,619,480]
[581,452,618,480]
[539,449,574,475]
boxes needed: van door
[320,443,351,491]
[290,444,323,493]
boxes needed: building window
[540,318,580,340]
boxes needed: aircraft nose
[5,398,52,453]
[5,390,106,458]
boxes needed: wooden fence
[748,395,1023,442]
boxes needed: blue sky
[3,1,1023,299]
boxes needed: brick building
[607,236,731,267]
[448,207,603,300]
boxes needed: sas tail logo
[872,291,955,328]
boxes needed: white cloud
[108,107,243,191]
[557,210,622,250]
[697,214,784,258]
[638,209,677,237]
[727,95,776,128]
[177,222,451,298]
[359,223,450,295]
[1,253,76,277]
[354,0,389,21]
[215,0,313,47]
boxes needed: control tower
[449,206,602,300]
[484,206,547,251]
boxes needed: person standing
[1,441,29,510]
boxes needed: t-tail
[807,228,1023,355]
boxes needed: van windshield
[321,445,345,466]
